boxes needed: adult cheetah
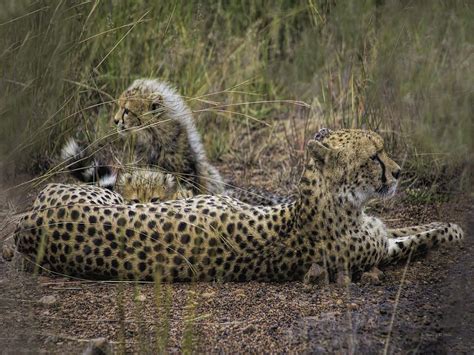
[15,129,464,282]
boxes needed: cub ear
[307,139,333,165]
[314,128,332,141]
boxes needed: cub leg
[383,223,464,264]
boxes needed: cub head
[307,128,401,206]
[116,169,177,203]
[113,79,174,135]
[113,79,193,144]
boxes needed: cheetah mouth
[376,183,397,197]
[116,124,133,136]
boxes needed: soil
[0,175,473,353]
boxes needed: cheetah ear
[307,139,333,165]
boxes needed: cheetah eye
[370,154,378,161]
[123,108,130,115]
[151,102,160,112]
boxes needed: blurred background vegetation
[0,0,472,195]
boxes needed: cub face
[113,87,164,134]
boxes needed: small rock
[135,294,146,302]
[201,292,216,299]
[82,337,112,355]
[336,299,343,305]
[379,303,391,315]
[39,295,57,305]
[242,324,256,334]
[234,291,246,299]
[304,264,328,286]
[1,245,14,261]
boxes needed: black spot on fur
[177,222,187,232]
[117,217,127,227]
[71,210,80,220]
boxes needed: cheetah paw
[304,263,328,286]
[1,245,14,262]
[360,267,384,286]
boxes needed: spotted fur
[15,129,464,281]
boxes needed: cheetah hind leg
[383,222,464,265]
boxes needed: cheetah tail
[383,222,464,264]
[60,138,116,190]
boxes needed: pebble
[40,295,57,305]
[234,291,246,299]
[242,324,256,334]
[134,294,146,302]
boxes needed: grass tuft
[0,1,471,193]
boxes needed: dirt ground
[0,182,472,354]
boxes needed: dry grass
[0,0,472,194]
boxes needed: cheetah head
[307,128,401,206]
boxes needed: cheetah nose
[113,118,119,125]
[392,169,401,180]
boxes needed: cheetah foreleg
[386,222,446,238]
[383,222,464,264]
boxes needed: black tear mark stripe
[374,155,387,183]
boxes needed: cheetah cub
[61,79,224,202]
[15,129,464,282]
[61,79,294,205]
